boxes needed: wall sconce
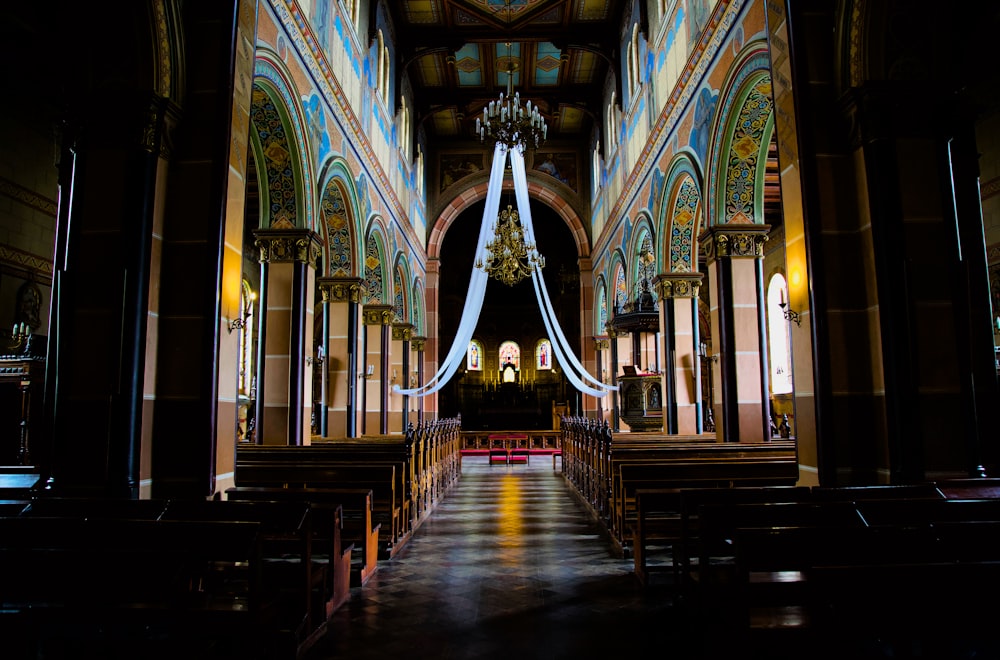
[306,346,324,367]
[779,301,802,327]
[359,364,375,380]
[228,292,256,334]
[699,342,719,363]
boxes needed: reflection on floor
[302,457,687,660]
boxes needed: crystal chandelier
[476,204,545,286]
[477,87,547,151]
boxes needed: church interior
[2,0,1000,657]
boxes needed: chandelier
[476,204,545,286]
[477,88,547,151]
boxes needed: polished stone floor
[302,456,691,660]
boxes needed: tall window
[498,341,520,369]
[536,339,552,370]
[767,274,793,394]
[467,339,484,371]
[238,280,256,397]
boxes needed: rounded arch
[706,43,773,226]
[410,278,425,335]
[607,249,628,317]
[317,157,362,278]
[427,181,590,261]
[253,52,317,231]
[392,253,413,323]
[628,214,656,301]
[594,276,609,336]
[364,220,390,305]
[660,152,705,273]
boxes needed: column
[411,336,426,426]
[317,277,365,439]
[593,337,610,422]
[607,328,621,431]
[254,229,322,446]
[390,323,414,433]
[362,305,393,435]
[701,225,771,443]
[654,273,704,434]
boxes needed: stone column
[411,336,426,426]
[362,305,393,435]
[654,272,704,434]
[390,323,414,433]
[701,225,771,443]
[254,229,322,446]
[593,337,610,422]
[317,277,365,438]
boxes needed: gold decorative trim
[0,177,57,218]
[363,305,394,325]
[700,225,770,262]
[392,323,414,341]
[411,336,426,351]
[318,277,365,303]
[254,229,322,265]
[593,337,610,350]
[653,273,703,299]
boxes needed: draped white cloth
[395,142,615,398]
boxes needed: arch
[498,340,521,371]
[767,273,793,395]
[660,153,705,273]
[608,251,628,317]
[467,338,484,371]
[427,181,590,261]
[253,53,317,230]
[410,278,425,334]
[595,276,610,336]
[392,255,412,323]
[628,215,656,302]
[706,43,773,226]
[364,223,390,305]
[536,338,553,370]
[317,158,361,277]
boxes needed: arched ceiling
[385,0,628,146]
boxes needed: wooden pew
[158,498,331,651]
[234,455,401,559]
[0,516,296,658]
[226,485,375,589]
[614,457,799,554]
[634,485,813,589]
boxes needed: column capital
[392,323,414,341]
[593,337,610,350]
[254,228,322,266]
[652,272,703,299]
[317,276,366,303]
[700,224,770,263]
[411,336,427,351]
[363,305,395,326]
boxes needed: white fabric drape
[395,141,614,398]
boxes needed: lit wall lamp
[228,292,256,334]
[305,346,324,367]
[359,364,375,380]
[778,289,801,327]
[698,342,719,363]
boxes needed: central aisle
[303,457,690,659]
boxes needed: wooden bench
[234,458,402,559]
[614,457,799,555]
[226,485,375,588]
[0,516,296,657]
[630,485,812,588]
[158,498,332,651]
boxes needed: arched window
[536,339,552,370]
[767,274,793,395]
[498,341,520,370]
[238,280,256,397]
[467,339,484,371]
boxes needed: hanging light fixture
[475,1,548,152]
[476,204,545,286]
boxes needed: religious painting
[440,153,484,192]
[467,339,484,371]
[532,151,578,192]
[536,339,552,370]
[498,340,520,370]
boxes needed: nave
[303,457,685,660]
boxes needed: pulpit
[618,373,663,431]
